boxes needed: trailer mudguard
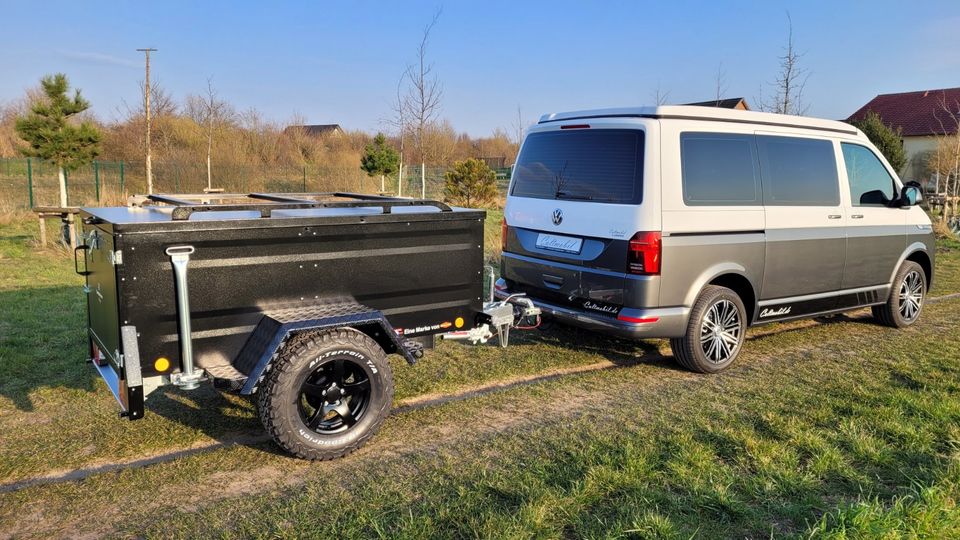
[234,302,413,395]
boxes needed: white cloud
[57,50,139,68]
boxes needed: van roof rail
[538,105,859,136]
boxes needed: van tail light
[627,232,661,275]
[501,218,508,251]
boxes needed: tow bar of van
[443,268,542,347]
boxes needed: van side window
[841,143,896,206]
[680,133,760,206]
[757,135,840,206]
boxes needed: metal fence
[0,157,513,209]
[0,158,127,208]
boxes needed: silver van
[495,106,934,372]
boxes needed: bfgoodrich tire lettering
[872,260,926,328]
[670,285,747,373]
[257,328,394,460]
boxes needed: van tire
[872,261,926,328]
[257,328,394,460]
[670,285,747,373]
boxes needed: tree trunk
[398,162,403,197]
[421,162,426,199]
[206,133,213,191]
[58,166,67,207]
[380,174,385,193]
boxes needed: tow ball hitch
[445,294,541,347]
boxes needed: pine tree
[443,158,498,207]
[360,133,400,193]
[15,74,101,207]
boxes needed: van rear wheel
[670,285,747,373]
[256,328,394,460]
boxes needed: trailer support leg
[166,245,204,390]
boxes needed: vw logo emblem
[552,208,563,226]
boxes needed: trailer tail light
[501,218,508,251]
[627,232,661,275]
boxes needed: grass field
[0,213,959,538]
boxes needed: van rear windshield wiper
[556,191,593,201]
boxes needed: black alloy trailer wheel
[257,328,394,460]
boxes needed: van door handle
[851,214,864,219]
[827,214,842,219]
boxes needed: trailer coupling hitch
[165,245,205,390]
[445,294,542,348]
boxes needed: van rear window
[510,129,644,204]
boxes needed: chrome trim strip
[666,230,764,237]
[758,284,888,306]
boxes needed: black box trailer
[76,192,537,459]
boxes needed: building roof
[538,105,858,135]
[847,88,960,137]
[683,97,750,110]
[284,124,343,136]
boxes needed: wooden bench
[33,206,82,249]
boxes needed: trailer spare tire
[256,328,394,460]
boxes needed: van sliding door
[757,134,846,309]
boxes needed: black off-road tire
[256,328,394,460]
[670,285,747,374]
[872,261,927,328]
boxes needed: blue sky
[1,0,958,136]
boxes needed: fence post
[302,166,307,192]
[119,161,125,195]
[26,158,34,208]
[64,169,69,206]
[94,161,101,203]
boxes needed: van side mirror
[900,184,922,207]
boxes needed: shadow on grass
[0,286,100,412]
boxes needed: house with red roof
[847,87,960,182]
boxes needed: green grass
[0,212,959,538]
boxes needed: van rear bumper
[494,280,689,339]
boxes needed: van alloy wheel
[872,261,926,329]
[699,299,742,363]
[898,270,924,323]
[670,285,747,374]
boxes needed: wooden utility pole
[137,48,157,194]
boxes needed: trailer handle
[165,245,203,390]
[74,245,90,276]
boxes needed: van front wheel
[671,285,747,373]
[872,261,926,328]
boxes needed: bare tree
[651,82,671,106]
[760,12,809,115]
[402,8,443,199]
[714,62,728,105]
[512,105,525,150]
[185,78,234,190]
[387,73,407,196]
[931,94,960,222]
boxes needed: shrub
[850,111,907,173]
